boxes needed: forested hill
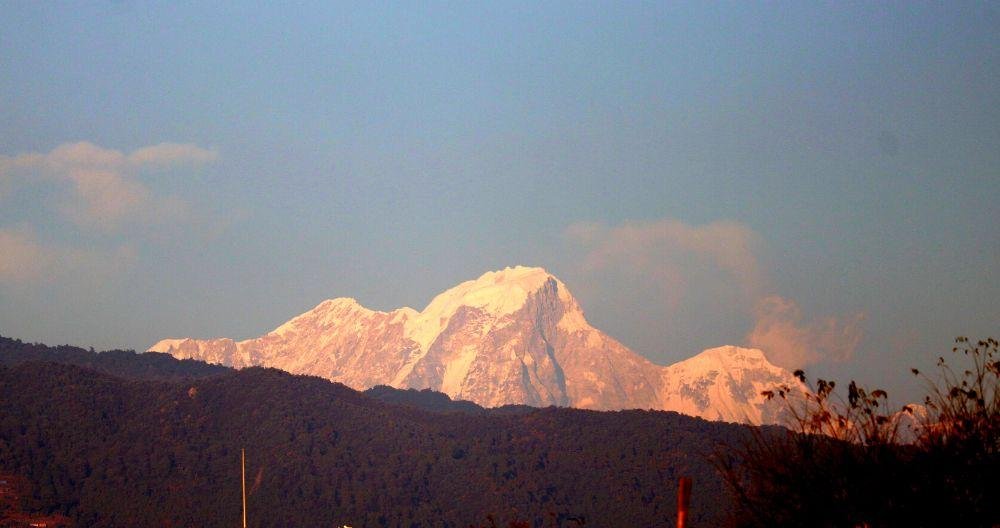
[0,336,231,380]
[363,385,489,414]
[0,337,751,527]
[0,336,526,416]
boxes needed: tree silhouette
[718,337,999,527]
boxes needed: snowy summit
[150,266,802,424]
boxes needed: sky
[1,2,997,403]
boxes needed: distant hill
[363,385,487,414]
[0,336,231,380]
[0,336,754,527]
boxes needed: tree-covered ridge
[363,385,488,415]
[0,337,750,527]
[0,336,231,381]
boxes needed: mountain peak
[149,267,802,425]
[397,266,565,351]
[149,338,189,352]
[318,297,362,309]
[474,265,551,285]
[698,345,768,363]
[658,345,804,424]
[270,297,370,337]
[675,346,781,374]
[422,266,560,318]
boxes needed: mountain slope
[150,266,802,423]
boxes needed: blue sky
[1,2,997,402]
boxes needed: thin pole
[241,448,247,528]
[677,476,691,528]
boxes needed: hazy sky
[1,2,997,402]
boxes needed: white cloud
[0,141,216,231]
[46,141,127,169]
[565,218,863,367]
[128,143,218,166]
[0,141,218,289]
[746,295,864,369]
[566,218,767,310]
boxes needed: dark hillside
[0,338,751,527]
[364,385,487,414]
[0,336,231,380]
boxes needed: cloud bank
[746,295,864,368]
[566,219,767,309]
[0,141,217,288]
[0,141,216,231]
[565,218,864,369]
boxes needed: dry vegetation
[718,337,999,527]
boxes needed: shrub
[717,337,999,527]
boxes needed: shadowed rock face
[150,266,804,423]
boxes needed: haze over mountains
[151,266,802,424]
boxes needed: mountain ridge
[151,266,803,423]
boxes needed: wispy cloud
[0,141,217,289]
[127,143,219,166]
[566,218,767,313]
[0,141,216,231]
[746,295,864,369]
[565,218,864,368]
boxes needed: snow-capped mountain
[149,266,802,424]
[659,345,805,424]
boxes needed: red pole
[677,476,692,528]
